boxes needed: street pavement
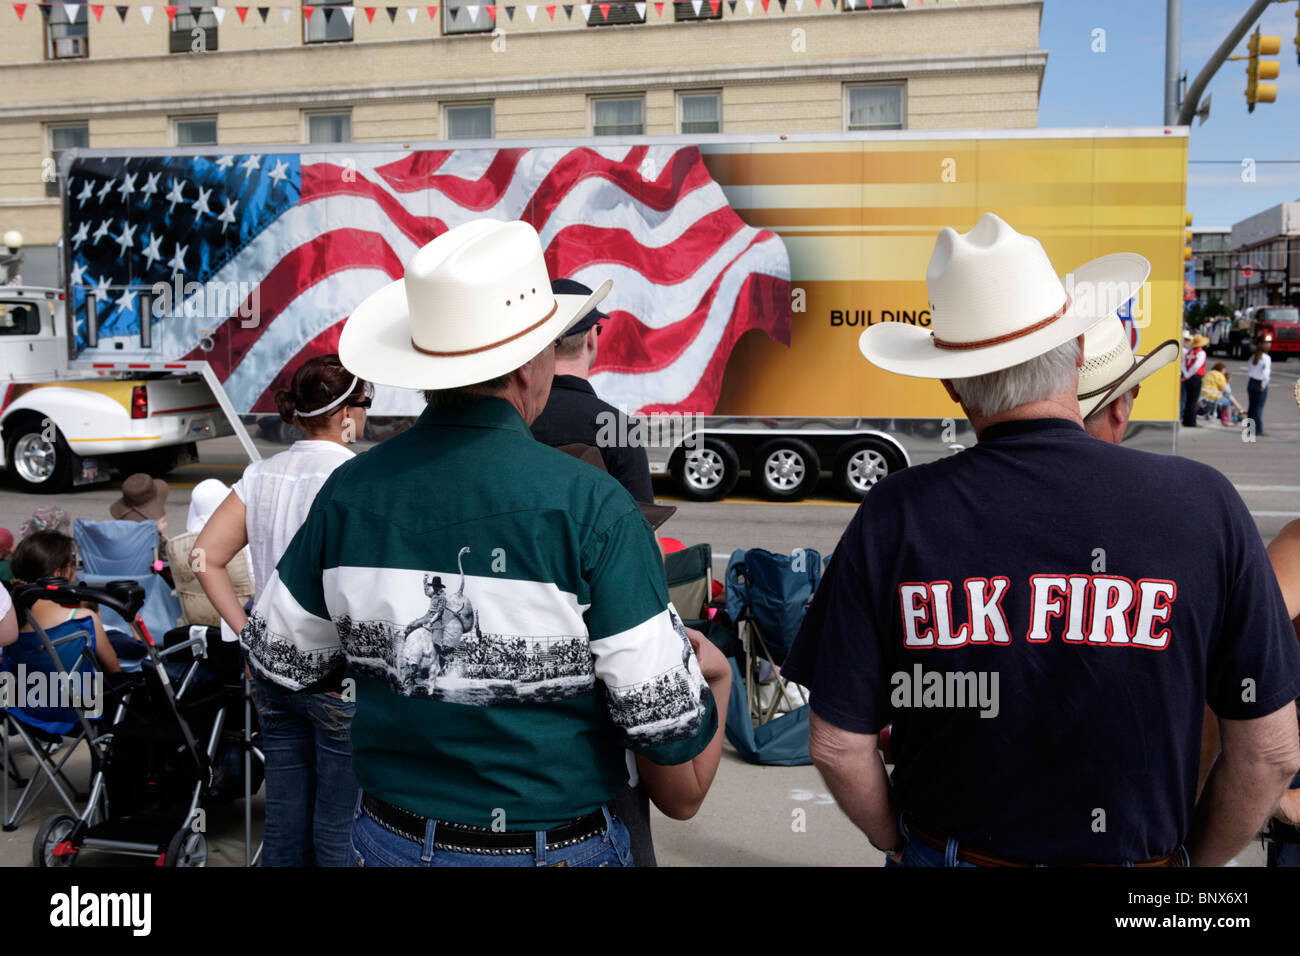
[0,363,1294,866]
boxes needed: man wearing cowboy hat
[243,219,730,867]
[1077,315,1179,444]
[781,213,1300,867]
[1181,333,1210,428]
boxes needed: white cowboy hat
[1077,315,1179,418]
[858,213,1150,379]
[339,219,612,390]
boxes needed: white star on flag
[216,197,239,234]
[75,179,95,208]
[525,4,536,19]
[70,262,87,287]
[240,154,262,176]
[71,221,90,249]
[115,288,137,315]
[114,222,137,253]
[191,187,213,219]
[91,219,113,244]
[140,5,152,23]
[165,178,188,213]
[96,178,116,203]
[341,6,354,22]
[267,159,290,186]
[141,171,161,197]
[215,155,236,171]
[142,233,164,270]
[211,5,225,24]
[116,172,137,200]
[168,243,188,275]
[91,274,112,304]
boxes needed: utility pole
[1165,0,1181,125]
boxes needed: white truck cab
[1,284,243,493]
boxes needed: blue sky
[1038,0,1300,228]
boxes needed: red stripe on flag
[301,162,447,246]
[369,149,528,208]
[545,209,744,287]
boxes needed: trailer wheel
[33,814,78,868]
[4,415,74,494]
[164,829,208,867]
[834,439,902,500]
[753,438,820,501]
[672,439,740,502]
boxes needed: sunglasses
[347,399,372,409]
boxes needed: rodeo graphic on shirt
[897,574,1178,648]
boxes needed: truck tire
[4,415,75,494]
[834,439,902,500]
[672,439,740,502]
[753,438,820,501]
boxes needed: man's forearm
[1187,756,1294,866]
[811,738,898,849]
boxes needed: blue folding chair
[74,519,183,644]
[1,615,111,831]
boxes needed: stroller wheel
[33,814,78,868]
[165,829,208,867]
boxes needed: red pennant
[760,0,769,10]
[425,4,436,17]
[164,4,178,23]
[485,4,495,19]
[653,0,662,10]
[303,4,313,17]
[708,0,717,11]
[90,3,104,19]
[13,1,27,18]
[364,5,376,18]
[235,4,248,19]
[598,1,607,16]
[545,3,554,16]
[814,0,820,6]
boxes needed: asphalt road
[0,359,1295,867]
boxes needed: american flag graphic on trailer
[65,145,792,416]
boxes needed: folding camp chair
[74,519,184,645]
[725,547,820,726]
[1,613,125,832]
[665,542,713,624]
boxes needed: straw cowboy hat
[859,213,1150,379]
[110,473,169,521]
[1077,315,1179,419]
[1190,334,1211,349]
[339,219,612,390]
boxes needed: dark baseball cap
[553,278,609,337]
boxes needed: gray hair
[949,337,1082,418]
[1082,387,1134,432]
[423,373,512,410]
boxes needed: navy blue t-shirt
[782,418,1300,865]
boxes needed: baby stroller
[12,577,264,867]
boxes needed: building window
[590,2,645,25]
[306,111,352,143]
[46,123,89,198]
[444,104,493,140]
[679,92,720,134]
[174,117,218,146]
[444,4,492,33]
[171,7,219,53]
[592,97,645,137]
[844,84,904,131]
[304,0,353,43]
[674,1,721,20]
[46,3,88,59]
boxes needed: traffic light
[1246,28,1281,112]
[1184,213,1194,262]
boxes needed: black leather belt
[361,792,609,856]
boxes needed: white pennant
[579,3,591,20]
[524,3,535,18]
[63,3,79,22]
[634,1,643,14]
[690,0,700,12]
[846,0,855,8]
[467,3,478,21]
[341,5,354,21]
[743,0,752,12]
[794,0,802,8]
[211,5,226,24]
[406,6,417,20]
[282,7,291,22]
[140,4,153,23]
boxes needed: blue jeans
[884,814,1190,867]
[249,676,358,867]
[1246,379,1267,435]
[348,797,634,867]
